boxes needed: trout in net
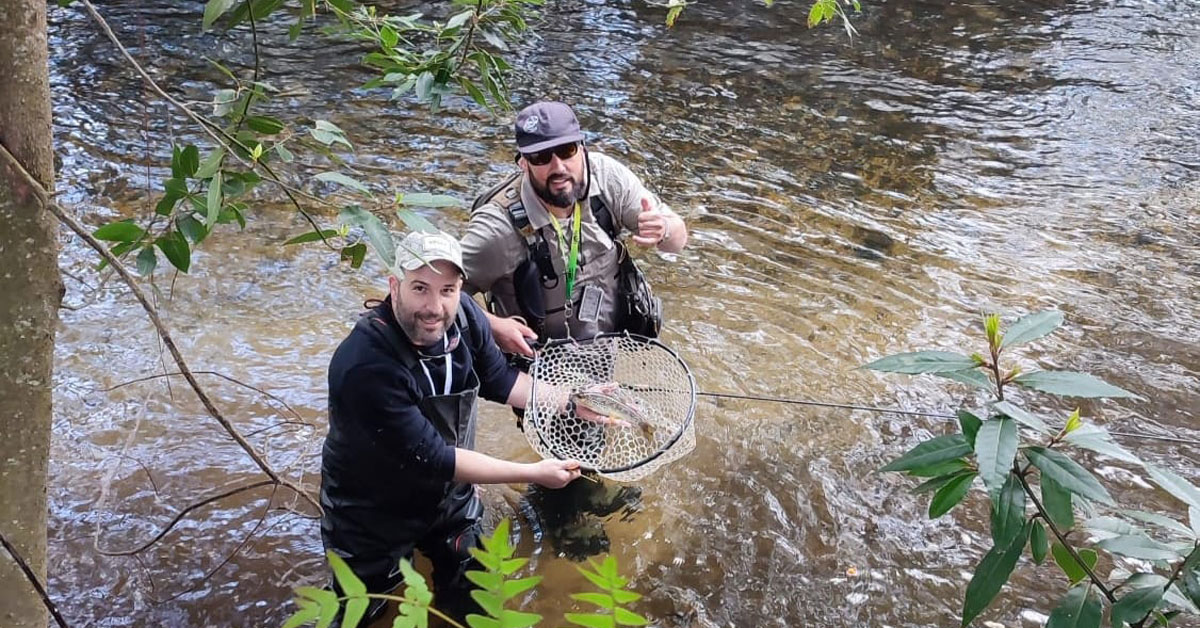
[571,388,656,441]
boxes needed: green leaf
[275,143,294,163]
[908,459,969,478]
[961,521,1029,627]
[1147,465,1200,511]
[576,565,612,591]
[613,607,649,626]
[1001,310,1064,349]
[1097,534,1181,561]
[206,170,223,227]
[195,147,225,179]
[341,242,367,269]
[1064,408,1083,434]
[284,229,340,245]
[94,221,145,242]
[1111,585,1165,627]
[1051,543,1097,585]
[1025,447,1114,506]
[929,471,975,518]
[991,473,1026,547]
[327,550,365,596]
[564,613,616,628]
[861,351,979,374]
[155,230,191,273]
[497,609,541,628]
[1179,549,1200,610]
[806,0,823,27]
[912,470,974,495]
[975,417,1019,499]
[1083,516,1140,540]
[212,88,238,117]
[470,589,504,618]
[1030,520,1048,564]
[1012,371,1138,399]
[246,115,285,135]
[415,71,435,101]
[465,569,503,593]
[934,368,993,390]
[958,410,982,447]
[203,0,238,29]
[339,205,394,268]
[136,246,157,276]
[1063,425,1142,465]
[611,589,641,604]
[500,575,541,600]
[1042,473,1076,530]
[397,192,462,208]
[316,171,371,196]
[879,434,971,473]
[281,601,321,628]
[991,400,1053,435]
[395,207,438,234]
[571,592,614,609]
[665,5,683,27]
[1045,584,1102,628]
[1123,510,1196,539]
[446,9,473,29]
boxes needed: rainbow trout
[571,389,656,440]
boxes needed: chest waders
[324,312,485,625]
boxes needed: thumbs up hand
[632,197,669,247]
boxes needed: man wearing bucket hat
[320,229,582,624]
[462,100,689,356]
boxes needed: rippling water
[46,0,1199,625]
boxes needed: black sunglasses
[524,142,580,166]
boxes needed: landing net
[524,333,696,483]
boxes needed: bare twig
[104,370,312,427]
[0,529,72,628]
[0,142,320,513]
[97,480,276,556]
[153,484,283,604]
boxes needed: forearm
[505,371,532,409]
[452,447,535,484]
[656,211,688,253]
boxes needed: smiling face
[389,259,462,347]
[522,142,587,210]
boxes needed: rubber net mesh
[524,333,696,483]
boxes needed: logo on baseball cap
[514,101,585,154]
[393,230,467,279]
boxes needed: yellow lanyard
[546,203,582,302]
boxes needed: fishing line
[695,391,1200,447]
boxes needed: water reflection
[46,0,1199,625]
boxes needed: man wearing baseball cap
[320,229,582,624]
[462,100,689,355]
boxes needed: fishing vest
[470,172,662,339]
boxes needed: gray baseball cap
[393,230,467,279]
[514,101,585,154]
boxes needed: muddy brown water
[44,0,1199,625]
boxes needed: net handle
[526,331,697,474]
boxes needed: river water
[44,0,1199,626]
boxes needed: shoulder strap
[355,313,419,370]
[589,195,619,240]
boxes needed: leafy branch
[868,310,1200,627]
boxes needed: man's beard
[396,305,451,347]
[531,171,586,209]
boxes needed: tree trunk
[0,0,60,624]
